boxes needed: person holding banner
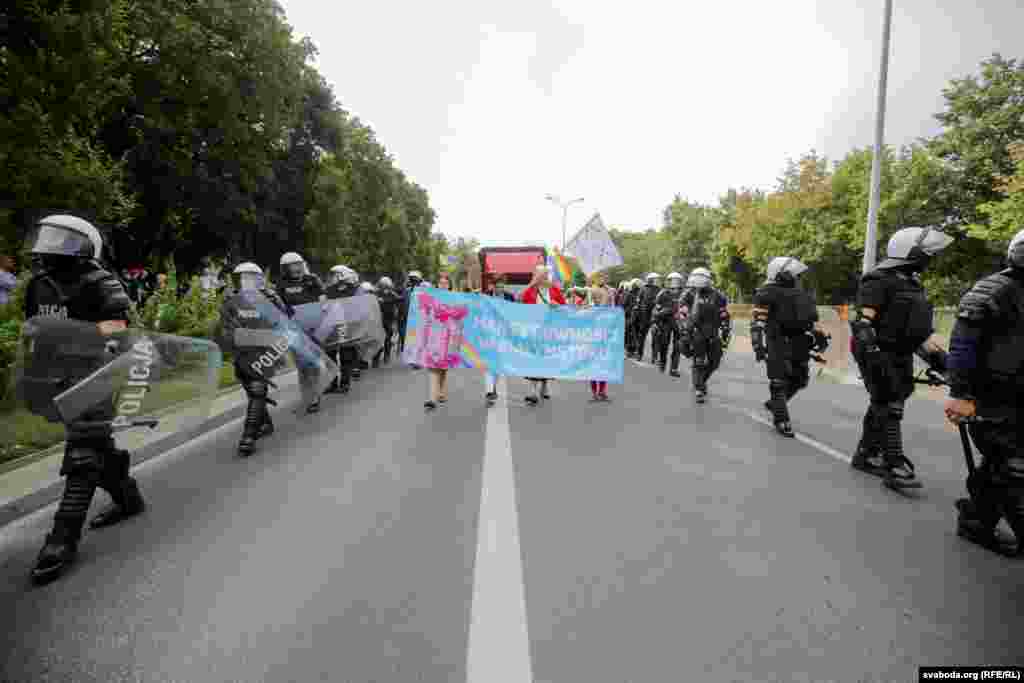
[587,273,613,401]
[424,274,456,410]
[483,275,515,405]
[521,264,566,405]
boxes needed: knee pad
[60,443,103,478]
[246,380,269,399]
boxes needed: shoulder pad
[957,273,1016,322]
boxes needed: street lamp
[863,0,894,274]
[545,194,585,250]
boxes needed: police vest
[977,271,1024,385]
[279,275,322,307]
[757,284,817,336]
[872,271,933,352]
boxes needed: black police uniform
[651,288,682,371]
[634,284,660,360]
[680,287,730,393]
[373,286,402,365]
[220,287,293,455]
[24,260,144,579]
[397,280,421,354]
[947,268,1024,554]
[279,273,324,308]
[324,281,362,391]
[622,287,639,356]
[752,281,818,433]
[851,267,933,482]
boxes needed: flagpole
[545,194,584,251]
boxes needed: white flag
[563,213,624,275]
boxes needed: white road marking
[714,402,853,464]
[466,375,534,682]
[628,356,853,464]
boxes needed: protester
[483,275,515,405]
[424,274,455,410]
[521,264,566,405]
[0,255,18,306]
[586,273,612,401]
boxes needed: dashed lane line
[627,357,852,464]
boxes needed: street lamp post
[545,194,585,250]
[863,0,894,274]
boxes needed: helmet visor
[283,262,305,279]
[25,224,93,258]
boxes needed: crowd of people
[10,212,1024,587]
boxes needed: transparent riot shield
[8,316,223,457]
[229,292,338,411]
[314,296,386,361]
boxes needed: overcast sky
[280,0,1023,247]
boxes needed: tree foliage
[600,53,1024,305]
[0,0,438,281]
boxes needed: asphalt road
[1,351,1021,683]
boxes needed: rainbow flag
[548,247,576,287]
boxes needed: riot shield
[314,296,386,362]
[7,316,223,456]
[228,291,338,411]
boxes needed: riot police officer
[278,252,324,304]
[945,227,1024,554]
[678,268,731,401]
[632,273,661,362]
[220,263,292,458]
[324,265,362,392]
[850,226,953,489]
[652,272,685,372]
[398,270,423,354]
[277,252,325,413]
[373,276,401,366]
[751,257,823,438]
[21,214,145,583]
[623,279,640,357]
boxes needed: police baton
[952,415,1005,479]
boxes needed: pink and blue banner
[402,287,625,382]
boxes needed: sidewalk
[0,371,302,528]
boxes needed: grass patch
[0,365,240,467]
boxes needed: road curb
[0,371,300,529]
[0,401,250,529]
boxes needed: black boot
[32,519,81,584]
[91,477,145,529]
[880,408,920,489]
[774,421,795,438]
[768,380,793,437]
[850,448,886,476]
[955,499,1015,555]
[259,409,275,436]
[238,385,267,457]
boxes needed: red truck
[478,246,548,299]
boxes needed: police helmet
[360,281,375,294]
[686,268,713,289]
[378,276,394,289]
[666,272,684,289]
[328,265,359,287]
[1008,228,1024,269]
[232,262,265,291]
[646,272,661,285]
[279,252,306,279]
[26,214,104,260]
[766,256,808,287]
[877,226,954,270]
[408,270,423,283]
